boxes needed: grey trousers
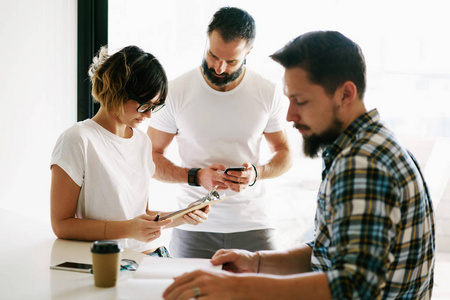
[169,228,276,259]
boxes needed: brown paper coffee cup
[91,241,123,287]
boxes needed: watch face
[188,168,200,186]
[188,174,195,183]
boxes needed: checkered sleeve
[325,154,401,299]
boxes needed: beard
[298,118,343,158]
[201,58,244,87]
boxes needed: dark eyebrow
[208,50,237,63]
[208,50,218,59]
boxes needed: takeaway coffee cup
[91,240,123,287]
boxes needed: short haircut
[207,6,256,48]
[88,45,168,115]
[271,31,366,99]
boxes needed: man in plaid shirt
[305,106,435,299]
[163,31,435,300]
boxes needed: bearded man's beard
[201,58,244,87]
[300,119,343,158]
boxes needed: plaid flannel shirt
[307,109,435,299]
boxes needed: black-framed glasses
[127,89,165,114]
[136,102,165,114]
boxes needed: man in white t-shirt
[148,7,292,258]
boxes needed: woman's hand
[126,213,172,243]
[182,204,211,225]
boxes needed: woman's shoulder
[57,120,97,144]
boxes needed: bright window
[109,0,450,250]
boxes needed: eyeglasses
[136,102,165,114]
[127,89,165,114]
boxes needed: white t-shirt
[50,119,155,252]
[148,67,287,233]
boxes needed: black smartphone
[224,166,245,174]
[50,261,92,273]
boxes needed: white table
[0,208,178,299]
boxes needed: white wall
[0,0,77,224]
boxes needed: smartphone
[50,261,92,273]
[224,166,245,174]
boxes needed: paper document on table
[134,257,222,279]
[119,278,173,300]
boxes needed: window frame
[77,0,108,121]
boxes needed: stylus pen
[154,213,160,221]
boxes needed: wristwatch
[188,168,201,186]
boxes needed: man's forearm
[152,152,188,183]
[236,272,332,300]
[258,244,313,275]
[257,147,292,181]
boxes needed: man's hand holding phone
[222,163,255,192]
[224,166,246,175]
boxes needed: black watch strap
[188,168,201,186]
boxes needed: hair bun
[88,46,109,79]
